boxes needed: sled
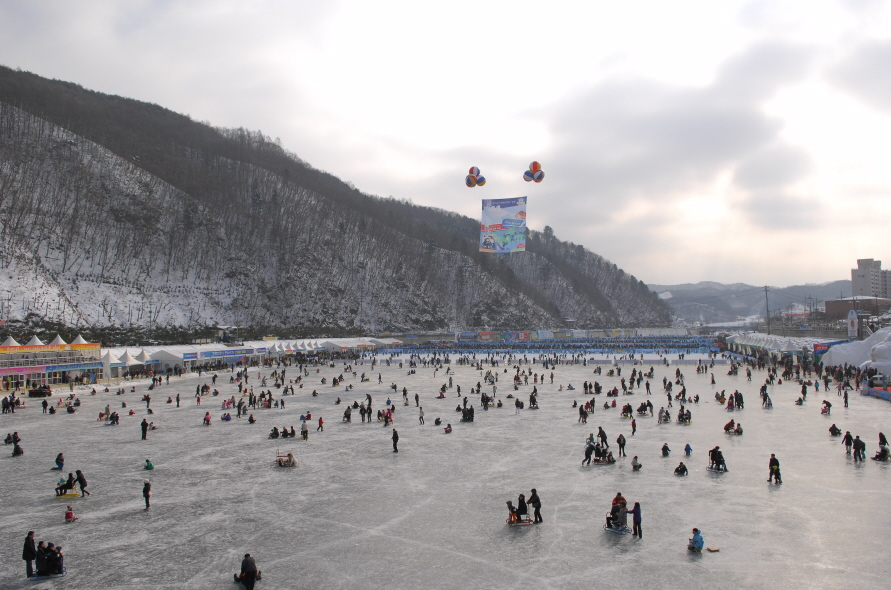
[706,547,720,552]
[603,523,632,535]
[55,489,79,499]
[506,516,535,526]
[30,567,66,579]
[706,465,729,473]
[584,459,616,466]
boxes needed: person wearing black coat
[34,541,48,576]
[141,419,149,440]
[768,454,780,482]
[75,469,90,496]
[239,553,259,590]
[529,489,542,523]
[516,493,528,522]
[392,429,399,452]
[22,531,36,578]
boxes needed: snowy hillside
[0,68,671,332]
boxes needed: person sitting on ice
[166,397,173,404]
[871,446,890,461]
[606,502,623,529]
[604,451,616,463]
[829,423,841,436]
[734,423,743,435]
[144,458,154,470]
[631,456,642,471]
[277,452,297,467]
[684,409,692,423]
[506,500,517,522]
[822,400,832,415]
[795,397,804,405]
[65,505,77,523]
[203,412,211,426]
[688,528,704,551]
[661,443,671,456]
[674,462,688,476]
[269,427,280,439]
[248,414,256,424]
[56,473,76,495]
[444,424,452,433]
[724,419,735,433]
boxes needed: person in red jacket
[317,416,324,432]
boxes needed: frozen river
[1,353,888,589]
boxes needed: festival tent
[118,351,142,366]
[25,335,45,346]
[49,335,68,345]
[70,335,89,344]
[1,336,20,347]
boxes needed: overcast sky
[1,0,889,287]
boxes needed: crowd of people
[6,344,889,582]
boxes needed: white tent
[70,335,88,344]
[1,336,19,347]
[118,351,142,366]
[135,350,153,364]
[26,335,45,346]
[101,351,120,364]
[49,334,68,345]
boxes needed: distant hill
[650,280,851,325]
[0,65,671,334]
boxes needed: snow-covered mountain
[0,66,671,332]
[649,280,851,325]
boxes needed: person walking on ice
[392,428,399,452]
[419,407,424,425]
[143,480,151,510]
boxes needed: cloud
[830,40,891,114]
[732,142,813,191]
[536,42,814,211]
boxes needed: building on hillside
[825,297,891,321]
[851,259,891,298]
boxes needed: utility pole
[764,286,770,335]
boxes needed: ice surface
[1,354,890,589]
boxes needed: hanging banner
[480,197,526,253]
[847,310,858,339]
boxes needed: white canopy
[49,334,68,345]
[101,351,120,364]
[118,351,142,366]
[1,336,19,347]
[135,350,153,364]
[26,335,45,346]
[70,335,88,344]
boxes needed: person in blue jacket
[628,502,642,538]
[688,528,703,551]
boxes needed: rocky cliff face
[0,68,671,332]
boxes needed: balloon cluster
[523,161,545,183]
[465,166,486,187]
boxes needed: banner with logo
[480,197,526,253]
